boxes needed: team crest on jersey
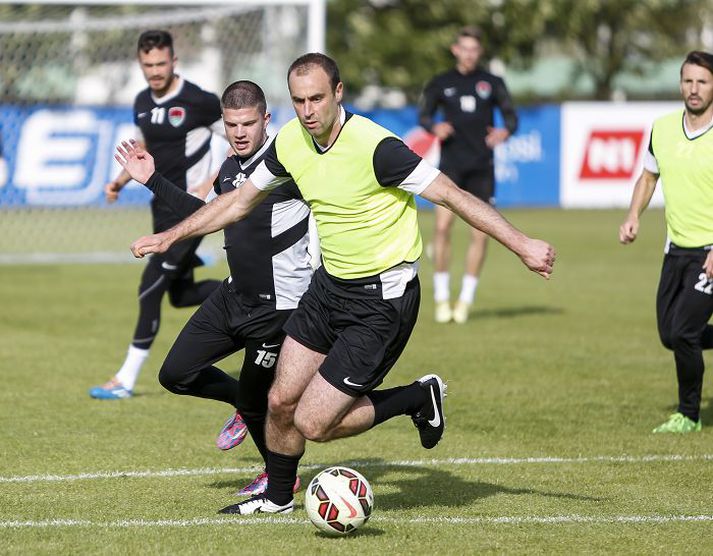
[475,81,492,99]
[168,106,186,127]
[232,172,247,188]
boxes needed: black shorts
[162,279,292,392]
[283,266,421,396]
[440,163,495,204]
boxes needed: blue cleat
[89,378,132,400]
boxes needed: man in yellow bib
[123,53,556,514]
[620,51,713,434]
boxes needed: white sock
[433,272,450,303]
[458,275,479,304]
[114,345,149,390]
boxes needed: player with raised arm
[128,53,555,515]
[116,80,310,495]
[89,30,225,402]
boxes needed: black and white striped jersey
[215,138,312,310]
[134,77,223,232]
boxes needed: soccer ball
[304,466,374,535]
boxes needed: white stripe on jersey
[271,198,311,238]
[272,234,312,310]
[186,150,212,190]
[399,159,440,195]
[185,127,212,158]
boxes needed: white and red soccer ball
[304,466,374,535]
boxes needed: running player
[619,50,713,433]
[128,53,555,515]
[89,30,223,400]
[116,80,311,495]
[419,26,518,323]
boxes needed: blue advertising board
[0,103,560,208]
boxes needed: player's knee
[158,361,188,395]
[669,330,696,352]
[267,388,297,424]
[294,413,330,442]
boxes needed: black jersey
[419,68,518,171]
[215,139,311,310]
[134,78,222,232]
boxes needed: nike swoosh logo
[427,385,441,427]
[137,112,148,118]
[223,177,232,182]
[343,377,364,388]
[261,343,280,349]
[161,262,178,270]
[339,496,358,518]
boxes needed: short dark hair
[221,80,267,114]
[681,51,713,77]
[137,30,174,56]
[288,53,341,91]
[457,26,482,43]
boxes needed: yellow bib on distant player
[652,110,713,247]
[275,114,422,279]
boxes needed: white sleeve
[209,118,226,139]
[643,149,659,174]
[399,159,441,195]
[250,160,293,192]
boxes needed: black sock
[265,450,302,505]
[366,382,427,427]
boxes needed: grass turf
[1,208,713,554]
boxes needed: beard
[685,96,712,115]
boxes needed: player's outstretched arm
[420,172,556,279]
[131,181,268,258]
[619,169,659,245]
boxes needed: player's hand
[519,238,556,279]
[485,126,510,149]
[432,122,455,141]
[131,233,171,258]
[703,251,713,280]
[104,181,122,203]
[619,216,639,244]
[115,140,155,184]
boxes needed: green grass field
[2,208,713,554]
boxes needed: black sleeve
[648,130,654,156]
[373,137,422,187]
[212,173,222,197]
[145,172,205,218]
[202,92,222,125]
[263,139,291,178]
[493,77,518,135]
[418,78,440,132]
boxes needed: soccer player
[619,50,713,434]
[129,53,555,515]
[116,80,311,495]
[419,26,518,324]
[89,30,224,400]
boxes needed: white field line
[1,453,712,484]
[2,514,713,530]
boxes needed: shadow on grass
[470,305,564,320]
[345,459,603,510]
[698,397,713,425]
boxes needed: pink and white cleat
[236,471,302,497]
[216,411,248,450]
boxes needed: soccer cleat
[236,471,302,497]
[452,301,471,324]
[411,374,447,449]
[216,410,248,450]
[218,495,294,515]
[652,412,702,433]
[435,301,452,323]
[88,378,132,400]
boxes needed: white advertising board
[560,102,681,208]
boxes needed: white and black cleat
[411,373,447,449]
[219,495,294,515]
